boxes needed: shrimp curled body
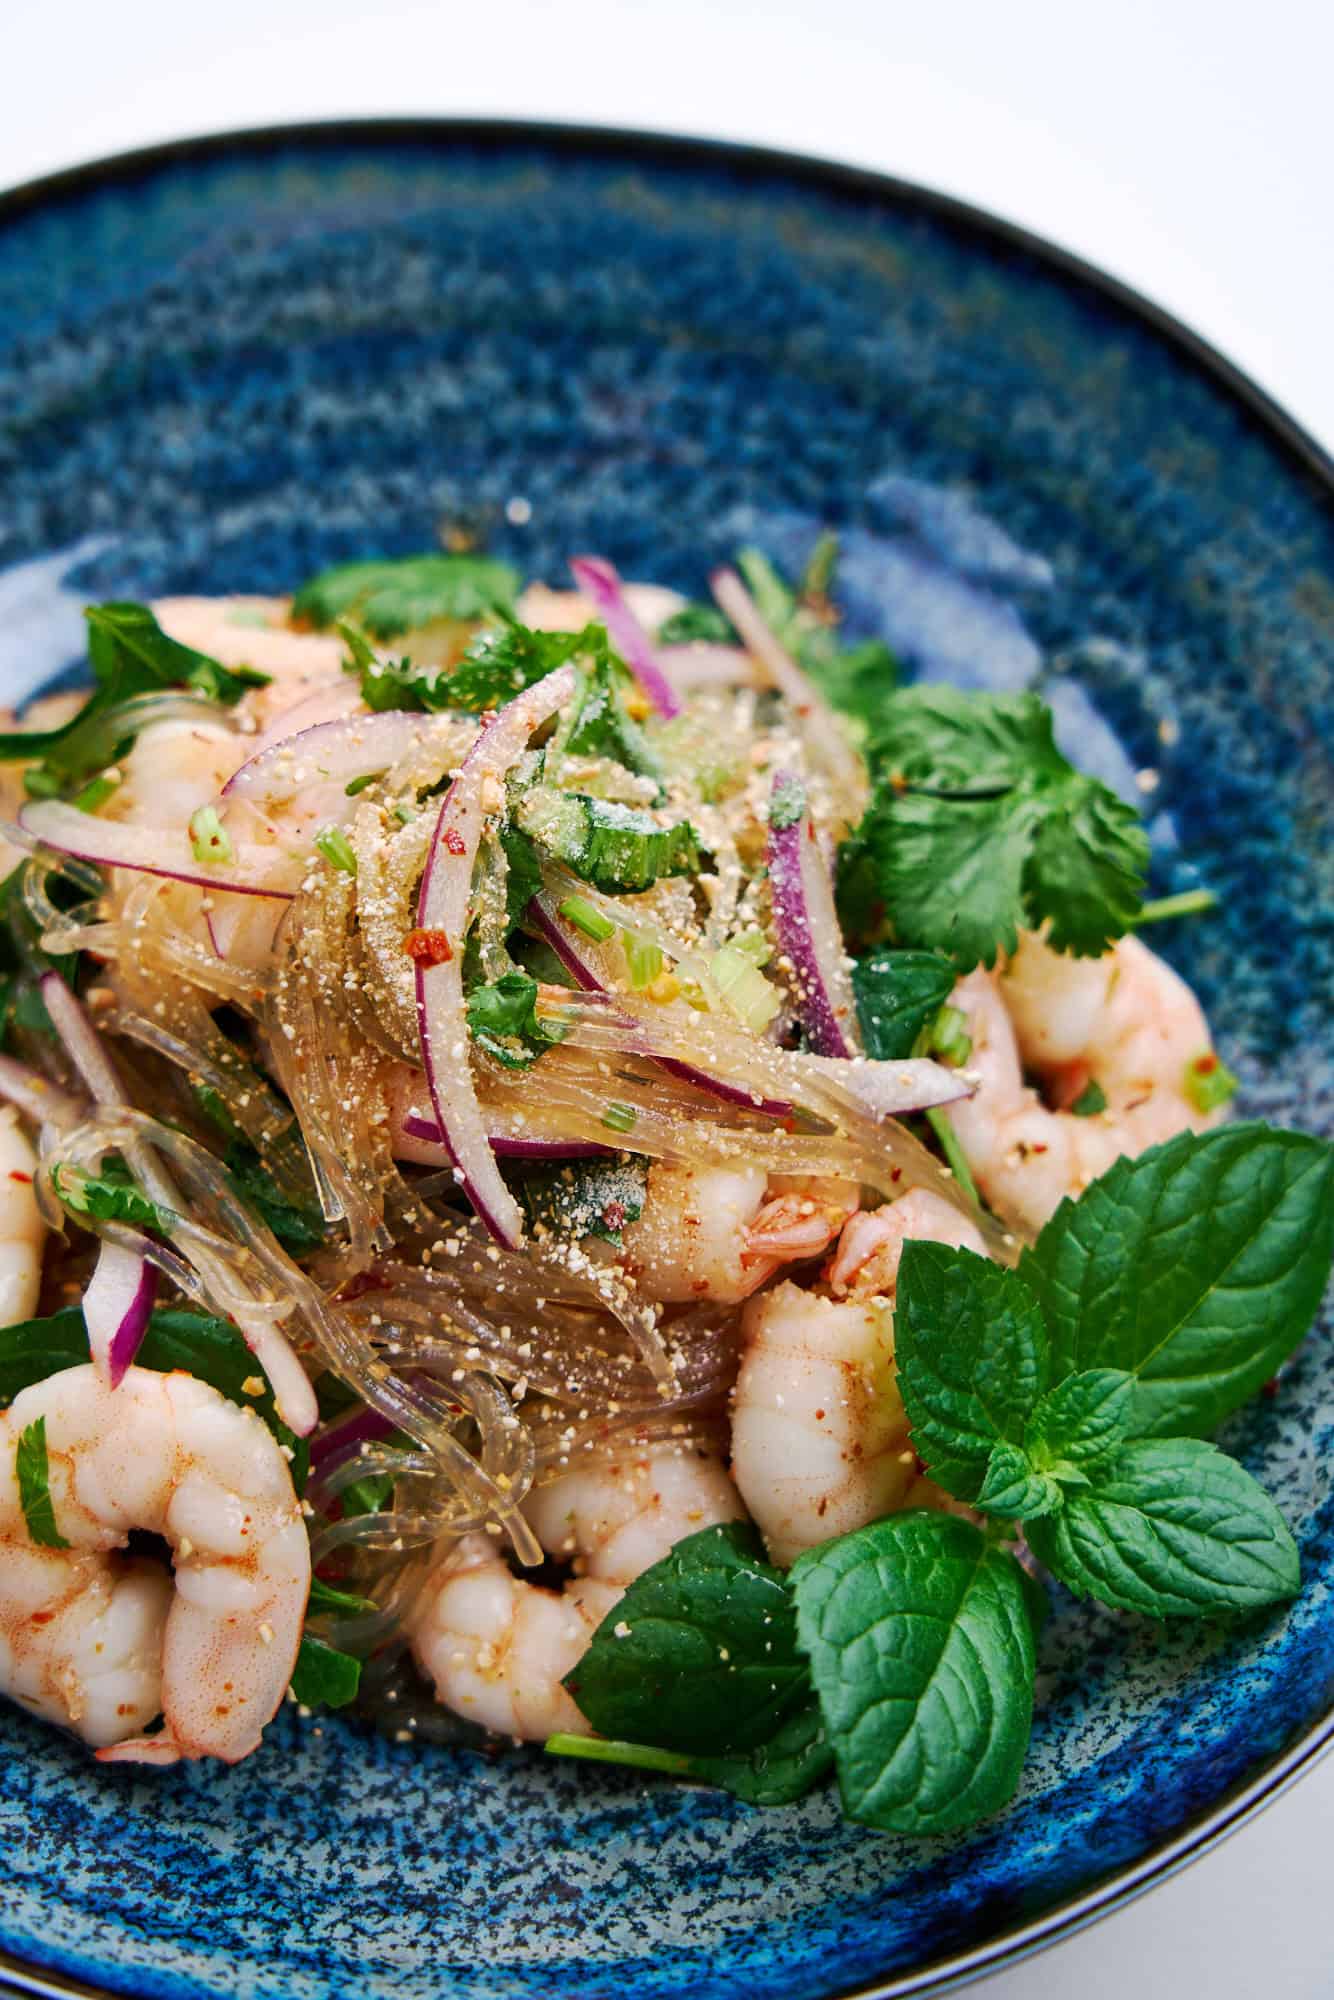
[0,1364,309,1763]
[0,1108,45,1329]
[946,931,1225,1235]
[409,1439,744,1739]
[618,1163,859,1304]
[732,1189,985,1566]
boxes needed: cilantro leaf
[893,1243,1051,1502]
[851,948,958,1061]
[1019,1125,1334,1438]
[565,1522,811,1755]
[1025,1439,1300,1618]
[791,1511,1039,1835]
[465,970,563,1070]
[447,619,587,714]
[293,553,519,638]
[16,1414,70,1549]
[842,686,1149,966]
[290,1633,362,1708]
[520,1154,647,1246]
[0,602,264,791]
[656,602,735,645]
[50,1160,163,1231]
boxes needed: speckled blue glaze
[0,127,1331,2000]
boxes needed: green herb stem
[925,1105,980,1208]
[544,1734,694,1776]
[558,895,615,943]
[1137,888,1219,925]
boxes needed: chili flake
[403,928,454,966]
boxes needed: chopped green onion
[558,895,616,944]
[1137,888,1219,925]
[545,1732,692,1776]
[601,1101,637,1134]
[924,1105,980,1208]
[314,825,358,876]
[732,927,772,967]
[1070,1078,1108,1117]
[1184,1050,1238,1113]
[929,1004,973,1068]
[189,805,235,867]
[344,771,384,798]
[623,933,664,990]
[710,946,782,1033]
[22,765,62,800]
[71,772,120,813]
[392,802,416,825]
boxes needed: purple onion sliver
[84,1239,158,1388]
[222,710,425,803]
[308,1401,398,1482]
[767,771,858,1059]
[19,800,296,901]
[569,556,682,718]
[399,1108,609,1160]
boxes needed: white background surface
[4,2,1333,1994]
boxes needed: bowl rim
[0,112,1331,2000]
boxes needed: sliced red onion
[398,1107,610,1162]
[569,556,683,718]
[84,1238,159,1387]
[767,770,860,1058]
[39,973,128,1104]
[20,800,298,900]
[817,1056,972,1118]
[0,1054,83,1129]
[656,642,764,691]
[526,895,793,1119]
[222,711,426,806]
[415,663,579,1247]
[309,1401,397,1483]
[242,678,362,759]
[710,568,863,799]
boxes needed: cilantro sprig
[550,1123,1331,1836]
[839,685,1150,966]
[293,552,519,638]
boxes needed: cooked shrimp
[410,1438,743,1739]
[153,597,346,732]
[0,1364,309,1762]
[731,1189,985,1565]
[617,1162,859,1304]
[946,930,1225,1234]
[110,717,243,828]
[0,1108,45,1328]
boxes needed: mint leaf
[894,1243,1051,1502]
[841,686,1148,966]
[0,1307,90,1406]
[223,1142,325,1252]
[1019,1125,1334,1438]
[692,1697,833,1805]
[293,553,519,638]
[791,1511,1039,1835]
[16,1415,69,1549]
[290,1634,362,1708]
[1025,1439,1300,1618]
[1024,1369,1134,1471]
[976,1442,1063,1520]
[851,948,957,1061]
[564,1522,811,1755]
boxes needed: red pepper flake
[403,927,454,966]
[1192,1053,1219,1076]
[601,1200,627,1233]
[8,1170,32,1184]
[441,827,467,856]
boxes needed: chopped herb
[50,1160,163,1232]
[1184,1050,1239,1114]
[710,944,783,1034]
[293,552,520,638]
[71,772,120,813]
[601,1101,637,1135]
[1070,1078,1108,1117]
[655,603,735,646]
[520,1154,648,1245]
[465,971,563,1070]
[307,1577,377,1617]
[924,1104,979,1207]
[557,895,615,944]
[448,619,587,714]
[290,1633,362,1709]
[927,1003,972,1068]
[839,686,1150,967]
[622,933,663,990]
[344,771,383,798]
[314,825,358,876]
[16,1415,69,1549]
[1138,888,1219,925]
[189,805,234,867]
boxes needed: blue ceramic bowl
[1,122,1331,2000]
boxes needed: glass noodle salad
[0,543,1329,1833]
